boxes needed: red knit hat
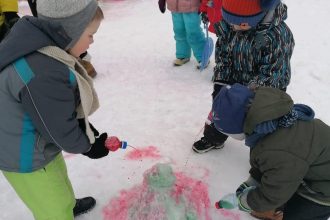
[222,0,280,27]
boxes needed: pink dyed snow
[102,169,211,220]
[218,209,241,220]
[172,172,212,220]
[102,182,166,220]
[124,146,161,160]
[102,185,142,220]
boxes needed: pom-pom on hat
[212,83,254,134]
[37,0,98,49]
[222,0,280,27]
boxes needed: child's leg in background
[204,84,228,141]
[2,153,76,220]
[182,12,206,62]
[283,193,330,220]
[172,12,191,59]
[193,84,228,153]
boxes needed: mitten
[235,176,260,212]
[236,176,260,196]
[158,0,166,13]
[4,12,20,28]
[83,133,109,159]
[237,186,255,212]
[251,210,283,220]
[200,12,209,25]
[78,119,99,137]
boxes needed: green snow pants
[2,153,76,220]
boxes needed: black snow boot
[192,123,228,153]
[73,196,96,217]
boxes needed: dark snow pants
[283,193,330,220]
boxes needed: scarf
[38,46,100,144]
[245,104,315,148]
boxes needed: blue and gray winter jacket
[0,16,91,173]
[213,3,294,90]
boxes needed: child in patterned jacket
[193,0,295,153]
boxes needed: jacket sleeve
[248,25,294,89]
[20,73,91,154]
[0,0,18,13]
[213,22,231,84]
[199,0,208,13]
[247,150,309,212]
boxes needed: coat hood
[0,16,71,71]
[244,87,293,135]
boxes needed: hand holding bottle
[215,191,282,220]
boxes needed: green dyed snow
[145,164,198,220]
[186,211,198,220]
[147,163,176,188]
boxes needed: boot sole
[173,59,190,66]
[197,60,210,70]
[192,143,224,154]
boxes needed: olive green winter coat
[245,87,330,212]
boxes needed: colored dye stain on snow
[172,172,211,220]
[147,163,175,188]
[102,164,211,220]
[124,146,161,160]
[218,209,241,220]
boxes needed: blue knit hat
[212,84,254,134]
[222,0,280,27]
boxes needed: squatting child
[212,84,330,220]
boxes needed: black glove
[200,12,209,25]
[83,133,109,159]
[4,12,20,28]
[78,119,99,137]
[158,0,166,13]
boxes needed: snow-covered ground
[1,0,329,219]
